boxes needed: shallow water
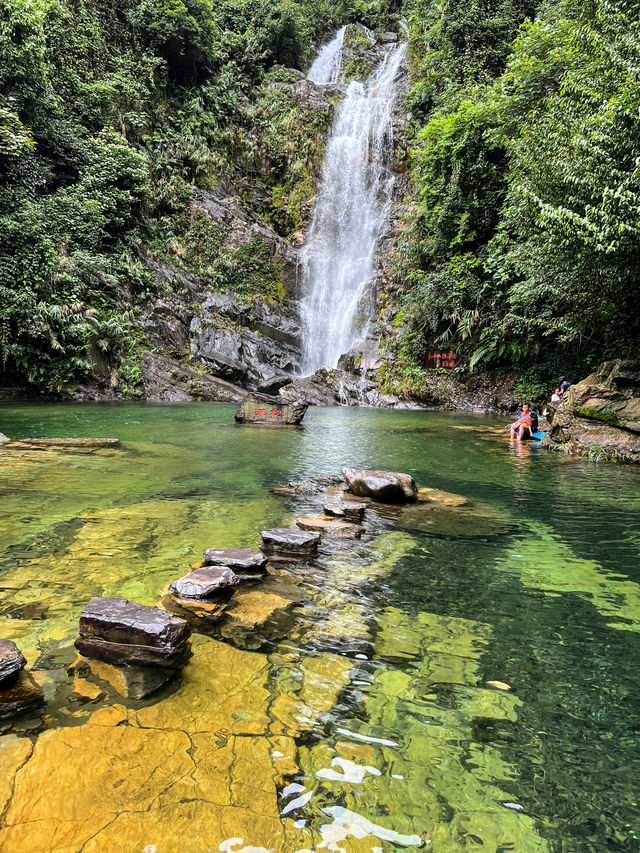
[0,403,639,852]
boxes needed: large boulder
[169,567,239,600]
[0,640,26,687]
[545,360,640,461]
[203,548,267,571]
[341,468,418,502]
[261,527,320,559]
[75,597,191,668]
[0,432,10,445]
[141,352,246,403]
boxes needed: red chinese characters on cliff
[425,352,458,369]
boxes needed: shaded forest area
[1,0,639,397]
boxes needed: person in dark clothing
[558,377,572,396]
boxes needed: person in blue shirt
[510,404,534,440]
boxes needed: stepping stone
[169,566,238,599]
[323,501,368,521]
[203,547,267,571]
[0,640,26,688]
[75,597,191,668]
[261,527,320,559]
[296,517,365,539]
[341,467,418,503]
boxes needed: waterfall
[307,26,347,85]
[299,38,407,374]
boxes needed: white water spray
[300,37,407,373]
[307,26,347,84]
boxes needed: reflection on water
[0,403,639,851]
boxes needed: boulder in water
[341,467,418,503]
[169,566,239,599]
[0,640,26,687]
[74,597,191,668]
[261,527,320,559]
[203,547,267,571]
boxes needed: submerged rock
[162,593,228,625]
[270,474,343,496]
[261,527,320,558]
[296,517,365,538]
[169,566,239,599]
[75,597,191,668]
[203,547,267,571]
[16,438,120,448]
[0,671,45,719]
[0,640,26,687]
[221,588,297,650]
[76,657,180,700]
[341,467,418,503]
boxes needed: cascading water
[299,36,407,374]
[306,26,347,84]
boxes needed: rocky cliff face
[543,361,640,462]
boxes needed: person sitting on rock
[558,377,572,396]
[510,404,533,441]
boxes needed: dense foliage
[394,0,640,389]
[0,0,382,390]
[2,0,638,394]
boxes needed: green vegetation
[389,0,640,391]
[3,0,638,396]
[576,406,620,426]
[0,0,382,391]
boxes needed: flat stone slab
[203,548,267,571]
[0,640,26,688]
[323,501,368,521]
[169,566,238,599]
[296,517,365,539]
[341,467,418,503]
[0,671,45,719]
[260,527,320,558]
[75,597,191,668]
[17,438,120,447]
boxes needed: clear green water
[0,403,639,852]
